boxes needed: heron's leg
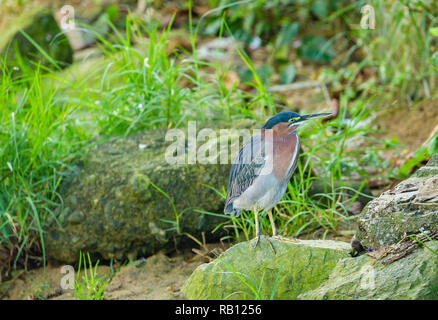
[267,209,278,237]
[252,209,276,254]
[253,208,261,247]
[270,207,298,243]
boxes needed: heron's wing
[224,133,266,213]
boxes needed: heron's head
[262,111,332,129]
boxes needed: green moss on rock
[45,129,232,263]
[182,239,438,300]
[182,239,351,299]
[356,155,438,250]
[299,242,438,300]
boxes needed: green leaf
[297,35,336,63]
[399,146,429,177]
[255,65,273,85]
[238,65,273,86]
[205,19,222,35]
[106,4,120,23]
[279,64,296,84]
[311,0,329,19]
[238,68,254,83]
[275,22,299,49]
[428,133,438,155]
[432,52,438,69]
[430,27,438,37]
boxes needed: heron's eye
[289,117,300,123]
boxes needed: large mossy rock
[299,241,438,299]
[182,239,351,299]
[1,7,73,70]
[45,127,238,263]
[182,239,438,300]
[356,154,438,250]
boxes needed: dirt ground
[0,243,229,300]
[376,98,438,152]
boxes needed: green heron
[224,111,331,252]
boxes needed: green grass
[74,252,112,300]
[213,253,284,300]
[409,232,438,256]
[0,60,85,271]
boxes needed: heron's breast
[272,131,299,181]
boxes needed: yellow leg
[267,210,278,237]
[254,208,260,238]
[270,207,298,243]
[252,208,276,254]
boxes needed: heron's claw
[252,235,276,254]
[270,235,299,243]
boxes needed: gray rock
[182,239,438,300]
[182,239,351,299]
[356,154,438,250]
[45,127,238,263]
[299,241,438,300]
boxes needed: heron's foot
[252,235,276,254]
[270,235,299,243]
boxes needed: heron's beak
[289,112,332,126]
[299,112,333,122]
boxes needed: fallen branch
[268,81,324,92]
[370,231,438,266]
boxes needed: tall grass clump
[75,15,250,137]
[0,60,86,271]
[74,252,112,300]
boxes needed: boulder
[45,127,237,263]
[182,239,438,300]
[356,154,438,250]
[182,239,351,299]
[299,241,438,300]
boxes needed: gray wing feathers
[224,133,266,214]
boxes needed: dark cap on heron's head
[262,111,300,129]
[262,111,333,129]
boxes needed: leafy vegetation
[204,0,438,102]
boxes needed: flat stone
[182,239,351,299]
